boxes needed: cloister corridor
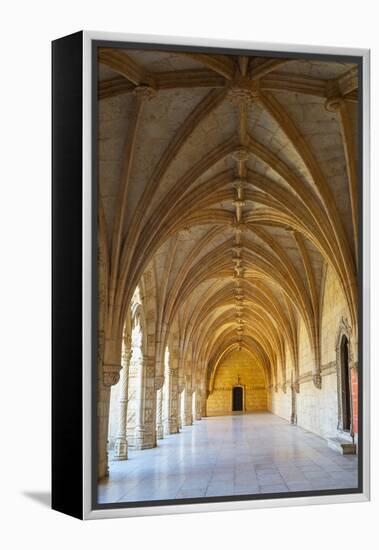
[96,48,360,504]
[98,413,358,503]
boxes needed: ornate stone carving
[103,364,122,387]
[325,96,344,112]
[234,266,245,277]
[154,375,165,391]
[231,147,249,163]
[226,77,260,106]
[233,178,247,190]
[133,85,156,101]
[335,317,352,352]
[179,227,191,239]
[324,79,344,112]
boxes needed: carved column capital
[122,347,132,363]
[124,334,132,348]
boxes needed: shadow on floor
[22,491,51,508]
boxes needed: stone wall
[207,349,267,416]
[269,265,357,439]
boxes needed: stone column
[97,382,111,478]
[155,376,164,440]
[178,386,184,430]
[194,391,202,421]
[200,390,208,417]
[134,356,156,450]
[113,343,132,460]
[97,329,109,479]
[290,379,298,425]
[126,348,140,448]
[164,368,179,435]
[133,352,145,449]
[183,382,193,426]
[99,331,123,478]
[156,388,164,439]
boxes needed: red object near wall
[351,368,359,434]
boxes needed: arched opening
[340,335,352,432]
[207,349,267,416]
[126,287,145,449]
[232,386,243,412]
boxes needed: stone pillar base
[183,414,193,426]
[164,419,179,435]
[134,427,156,450]
[156,425,164,439]
[113,437,128,460]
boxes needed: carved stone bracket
[325,96,344,112]
[324,78,344,112]
[103,364,122,387]
[293,380,300,394]
[154,375,165,391]
[133,85,157,101]
[312,373,322,390]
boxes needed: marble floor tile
[99,413,358,504]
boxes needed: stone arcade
[97,49,359,499]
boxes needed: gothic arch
[96,48,359,478]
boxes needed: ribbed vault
[97,49,359,477]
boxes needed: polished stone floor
[98,413,358,504]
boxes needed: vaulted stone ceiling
[98,48,358,393]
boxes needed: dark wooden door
[232,386,243,411]
[341,336,351,431]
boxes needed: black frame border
[52,30,84,519]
